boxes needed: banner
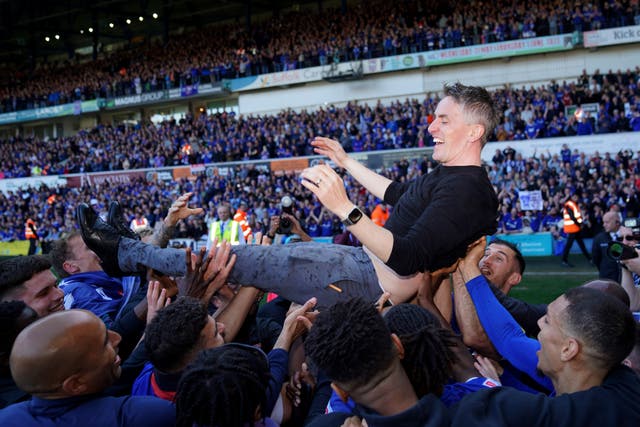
[0,241,30,256]
[0,175,67,195]
[66,170,146,188]
[0,99,101,125]
[181,84,199,97]
[584,24,640,47]
[105,91,169,109]
[228,34,574,92]
[493,233,553,256]
[518,190,544,211]
[270,158,309,173]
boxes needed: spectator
[591,210,623,281]
[0,310,176,427]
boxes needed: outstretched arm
[621,252,640,311]
[301,163,394,262]
[150,192,204,248]
[458,238,552,392]
[451,268,501,359]
[311,137,392,200]
[416,270,481,383]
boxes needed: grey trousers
[118,239,382,310]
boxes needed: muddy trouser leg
[118,238,188,276]
[228,242,382,311]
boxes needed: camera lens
[608,242,624,260]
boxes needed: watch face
[348,208,363,224]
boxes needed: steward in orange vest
[561,193,592,267]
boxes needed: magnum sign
[66,170,146,188]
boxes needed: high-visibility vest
[371,204,389,227]
[233,210,252,241]
[210,220,241,245]
[25,219,37,239]
[563,200,583,233]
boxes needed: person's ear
[505,272,522,291]
[62,260,79,275]
[331,382,350,403]
[253,405,262,422]
[468,124,485,144]
[61,373,88,395]
[391,333,405,360]
[560,337,580,362]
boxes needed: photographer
[263,213,312,245]
[619,225,640,312]
[591,211,622,282]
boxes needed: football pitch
[509,255,600,305]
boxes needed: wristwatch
[342,206,364,226]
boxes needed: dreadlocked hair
[304,298,394,390]
[384,304,457,396]
[175,344,271,427]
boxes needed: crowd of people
[1,66,640,180]
[1,141,638,262]
[0,82,639,427]
[1,0,640,113]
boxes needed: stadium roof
[0,0,322,64]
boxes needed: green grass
[509,255,599,305]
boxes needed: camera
[277,196,294,235]
[623,217,640,241]
[606,241,639,261]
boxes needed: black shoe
[561,261,574,268]
[107,201,140,241]
[77,203,126,277]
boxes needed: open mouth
[433,138,445,145]
[51,301,65,312]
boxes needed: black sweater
[383,164,498,275]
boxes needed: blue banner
[181,84,199,97]
[0,100,100,125]
[491,233,553,256]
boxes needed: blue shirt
[0,394,175,427]
[60,271,139,329]
[465,275,553,393]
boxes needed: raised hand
[164,192,204,227]
[310,136,349,169]
[146,280,170,324]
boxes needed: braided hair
[384,304,457,396]
[175,343,271,427]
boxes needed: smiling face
[3,269,65,317]
[78,320,123,394]
[428,96,482,166]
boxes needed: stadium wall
[238,43,640,114]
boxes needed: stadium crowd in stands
[1,142,639,259]
[1,0,640,113]
[1,81,639,427]
[1,67,640,180]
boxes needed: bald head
[602,212,621,233]
[582,279,630,308]
[10,310,122,397]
